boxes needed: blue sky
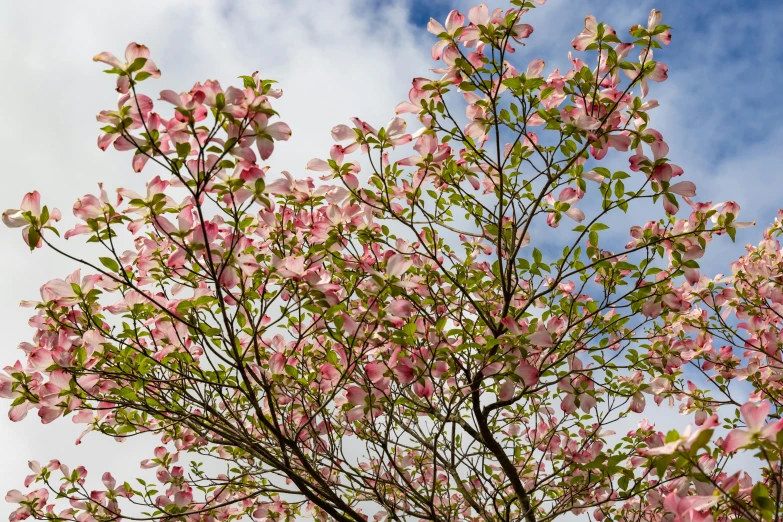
[0,0,782,517]
[410,0,783,211]
[409,0,783,269]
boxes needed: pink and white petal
[608,133,631,151]
[5,490,25,503]
[346,386,367,405]
[331,124,355,142]
[468,4,490,26]
[499,379,515,401]
[132,153,150,173]
[662,196,679,215]
[159,90,183,106]
[512,23,534,40]
[445,10,465,33]
[584,14,598,32]
[20,191,41,216]
[306,158,331,172]
[64,224,92,239]
[526,59,545,78]
[140,59,161,78]
[655,30,672,46]
[2,210,27,228]
[386,254,412,278]
[395,101,422,115]
[97,132,119,151]
[741,401,770,432]
[427,18,446,35]
[760,418,783,440]
[102,472,117,490]
[9,402,33,422]
[396,155,422,167]
[124,43,150,62]
[669,181,696,197]
[257,138,275,161]
[116,75,131,94]
[561,394,576,414]
[113,135,137,152]
[564,207,585,222]
[93,52,124,69]
[722,429,753,453]
[266,121,292,141]
[571,34,595,52]
[431,39,450,60]
[529,328,554,347]
[386,117,407,136]
[648,62,668,82]
[683,267,700,285]
[515,364,539,387]
[648,10,663,31]
[38,406,62,424]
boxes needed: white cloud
[0,0,430,515]
[1,0,778,516]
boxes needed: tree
[0,2,764,521]
[634,210,783,522]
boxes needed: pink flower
[395,82,435,115]
[42,269,102,307]
[385,300,413,327]
[642,414,719,456]
[413,378,434,399]
[644,9,671,46]
[3,191,61,249]
[386,254,412,279]
[663,492,718,522]
[398,134,450,167]
[427,10,465,60]
[6,488,48,521]
[622,50,668,98]
[159,89,208,123]
[319,363,340,391]
[515,363,539,387]
[669,181,696,197]
[268,353,287,375]
[307,143,361,181]
[723,401,783,453]
[250,114,292,160]
[93,43,161,93]
[571,15,597,51]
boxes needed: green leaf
[655,454,674,478]
[435,317,447,332]
[99,257,120,273]
[239,75,256,89]
[688,429,713,455]
[752,483,776,516]
[27,229,40,251]
[176,142,191,158]
[402,321,417,337]
[532,248,543,264]
[127,57,148,73]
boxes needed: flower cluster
[3,3,775,522]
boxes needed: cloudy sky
[1,0,781,517]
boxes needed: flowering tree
[2,1,770,522]
[630,210,783,522]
